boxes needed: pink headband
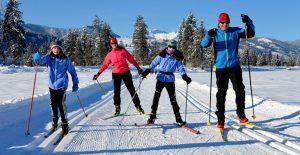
[51,45,62,50]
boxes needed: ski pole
[184,84,188,122]
[75,92,88,117]
[25,63,38,135]
[119,77,143,126]
[244,22,256,119]
[207,38,215,126]
[96,79,107,95]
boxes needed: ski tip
[118,123,122,126]
[85,114,88,117]
[134,123,137,126]
[196,130,200,134]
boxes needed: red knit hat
[110,37,117,43]
[218,12,230,23]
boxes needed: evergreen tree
[99,22,111,62]
[256,53,267,66]
[266,50,272,66]
[132,15,149,65]
[249,50,257,66]
[191,21,206,67]
[280,55,286,66]
[0,8,5,63]
[23,43,33,66]
[92,16,103,65]
[271,54,281,66]
[64,30,78,62]
[177,19,185,51]
[39,42,50,55]
[74,37,84,66]
[286,52,295,66]
[148,40,161,63]
[81,28,93,66]
[180,13,197,66]
[296,55,300,66]
[239,51,247,66]
[3,0,26,65]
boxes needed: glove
[141,69,151,78]
[241,14,251,23]
[93,72,101,80]
[182,74,192,85]
[72,84,79,92]
[137,66,143,75]
[208,29,217,37]
[33,52,41,64]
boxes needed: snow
[257,38,273,43]
[152,32,178,40]
[256,46,265,50]
[0,65,300,155]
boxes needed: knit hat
[50,40,63,50]
[218,12,230,23]
[167,39,177,47]
[110,37,117,43]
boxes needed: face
[218,21,229,31]
[167,46,176,54]
[111,42,117,48]
[52,47,61,55]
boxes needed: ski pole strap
[159,71,174,75]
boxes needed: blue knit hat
[167,39,177,47]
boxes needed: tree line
[0,0,299,67]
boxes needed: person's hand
[93,72,100,80]
[141,69,151,78]
[33,52,41,64]
[241,14,251,23]
[182,74,192,85]
[208,29,217,37]
[72,84,79,92]
[137,67,143,75]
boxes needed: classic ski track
[176,86,300,155]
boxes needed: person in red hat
[201,12,255,129]
[93,37,145,115]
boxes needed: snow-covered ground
[0,65,299,155]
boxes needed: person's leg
[112,73,122,114]
[148,81,165,122]
[122,71,142,110]
[215,69,230,126]
[165,82,183,124]
[56,89,68,133]
[230,67,248,122]
[49,88,58,130]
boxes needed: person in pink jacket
[93,37,145,115]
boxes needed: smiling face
[219,21,229,31]
[51,46,61,55]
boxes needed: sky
[1,0,300,41]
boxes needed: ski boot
[176,117,186,127]
[61,122,69,134]
[114,106,121,115]
[147,114,156,124]
[136,106,145,114]
[216,118,225,129]
[51,123,58,132]
[237,113,249,123]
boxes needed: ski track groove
[176,86,300,155]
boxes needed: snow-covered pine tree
[74,37,84,66]
[271,54,281,66]
[191,21,206,67]
[81,28,93,66]
[132,15,149,65]
[99,22,111,62]
[286,52,295,67]
[0,7,4,63]
[296,55,300,66]
[250,49,257,66]
[92,16,103,66]
[181,13,197,66]
[3,0,26,65]
[177,19,185,51]
[148,40,161,63]
[64,30,78,62]
[239,51,247,66]
[256,53,267,66]
[23,43,33,66]
[38,42,50,55]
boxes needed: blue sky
[1,0,300,41]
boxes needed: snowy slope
[0,66,299,155]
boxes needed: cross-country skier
[141,39,192,126]
[201,12,255,129]
[93,37,145,115]
[33,40,79,134]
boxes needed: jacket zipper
[224,32,229,67]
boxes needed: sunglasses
[220,22,229,24]
[111,42,117,45]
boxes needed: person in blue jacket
[33,40,79,134]
[142,40,192,126]
[201,12,255,129]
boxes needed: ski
[134,123,160,128]
[53,132,67,145]
[102,113,125,120]
[175,123,200,134]
[219,128,226,141]
[136,112,151,117]
[239,122,275,130]
[44,129,56,138]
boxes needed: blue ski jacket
[38,53,79,90]
[201,21,255,69]
[147,48,186,82]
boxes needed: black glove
[208,29,217,37]
[93,72,101,80]
[137,66,143,75]
[241,14,251,23]
[141,69,151,78]
[182,74,192,85]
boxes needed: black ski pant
[49,88,68,126]
[112,71,141,108]
[150,80,181,120]
[215,66,246,120]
